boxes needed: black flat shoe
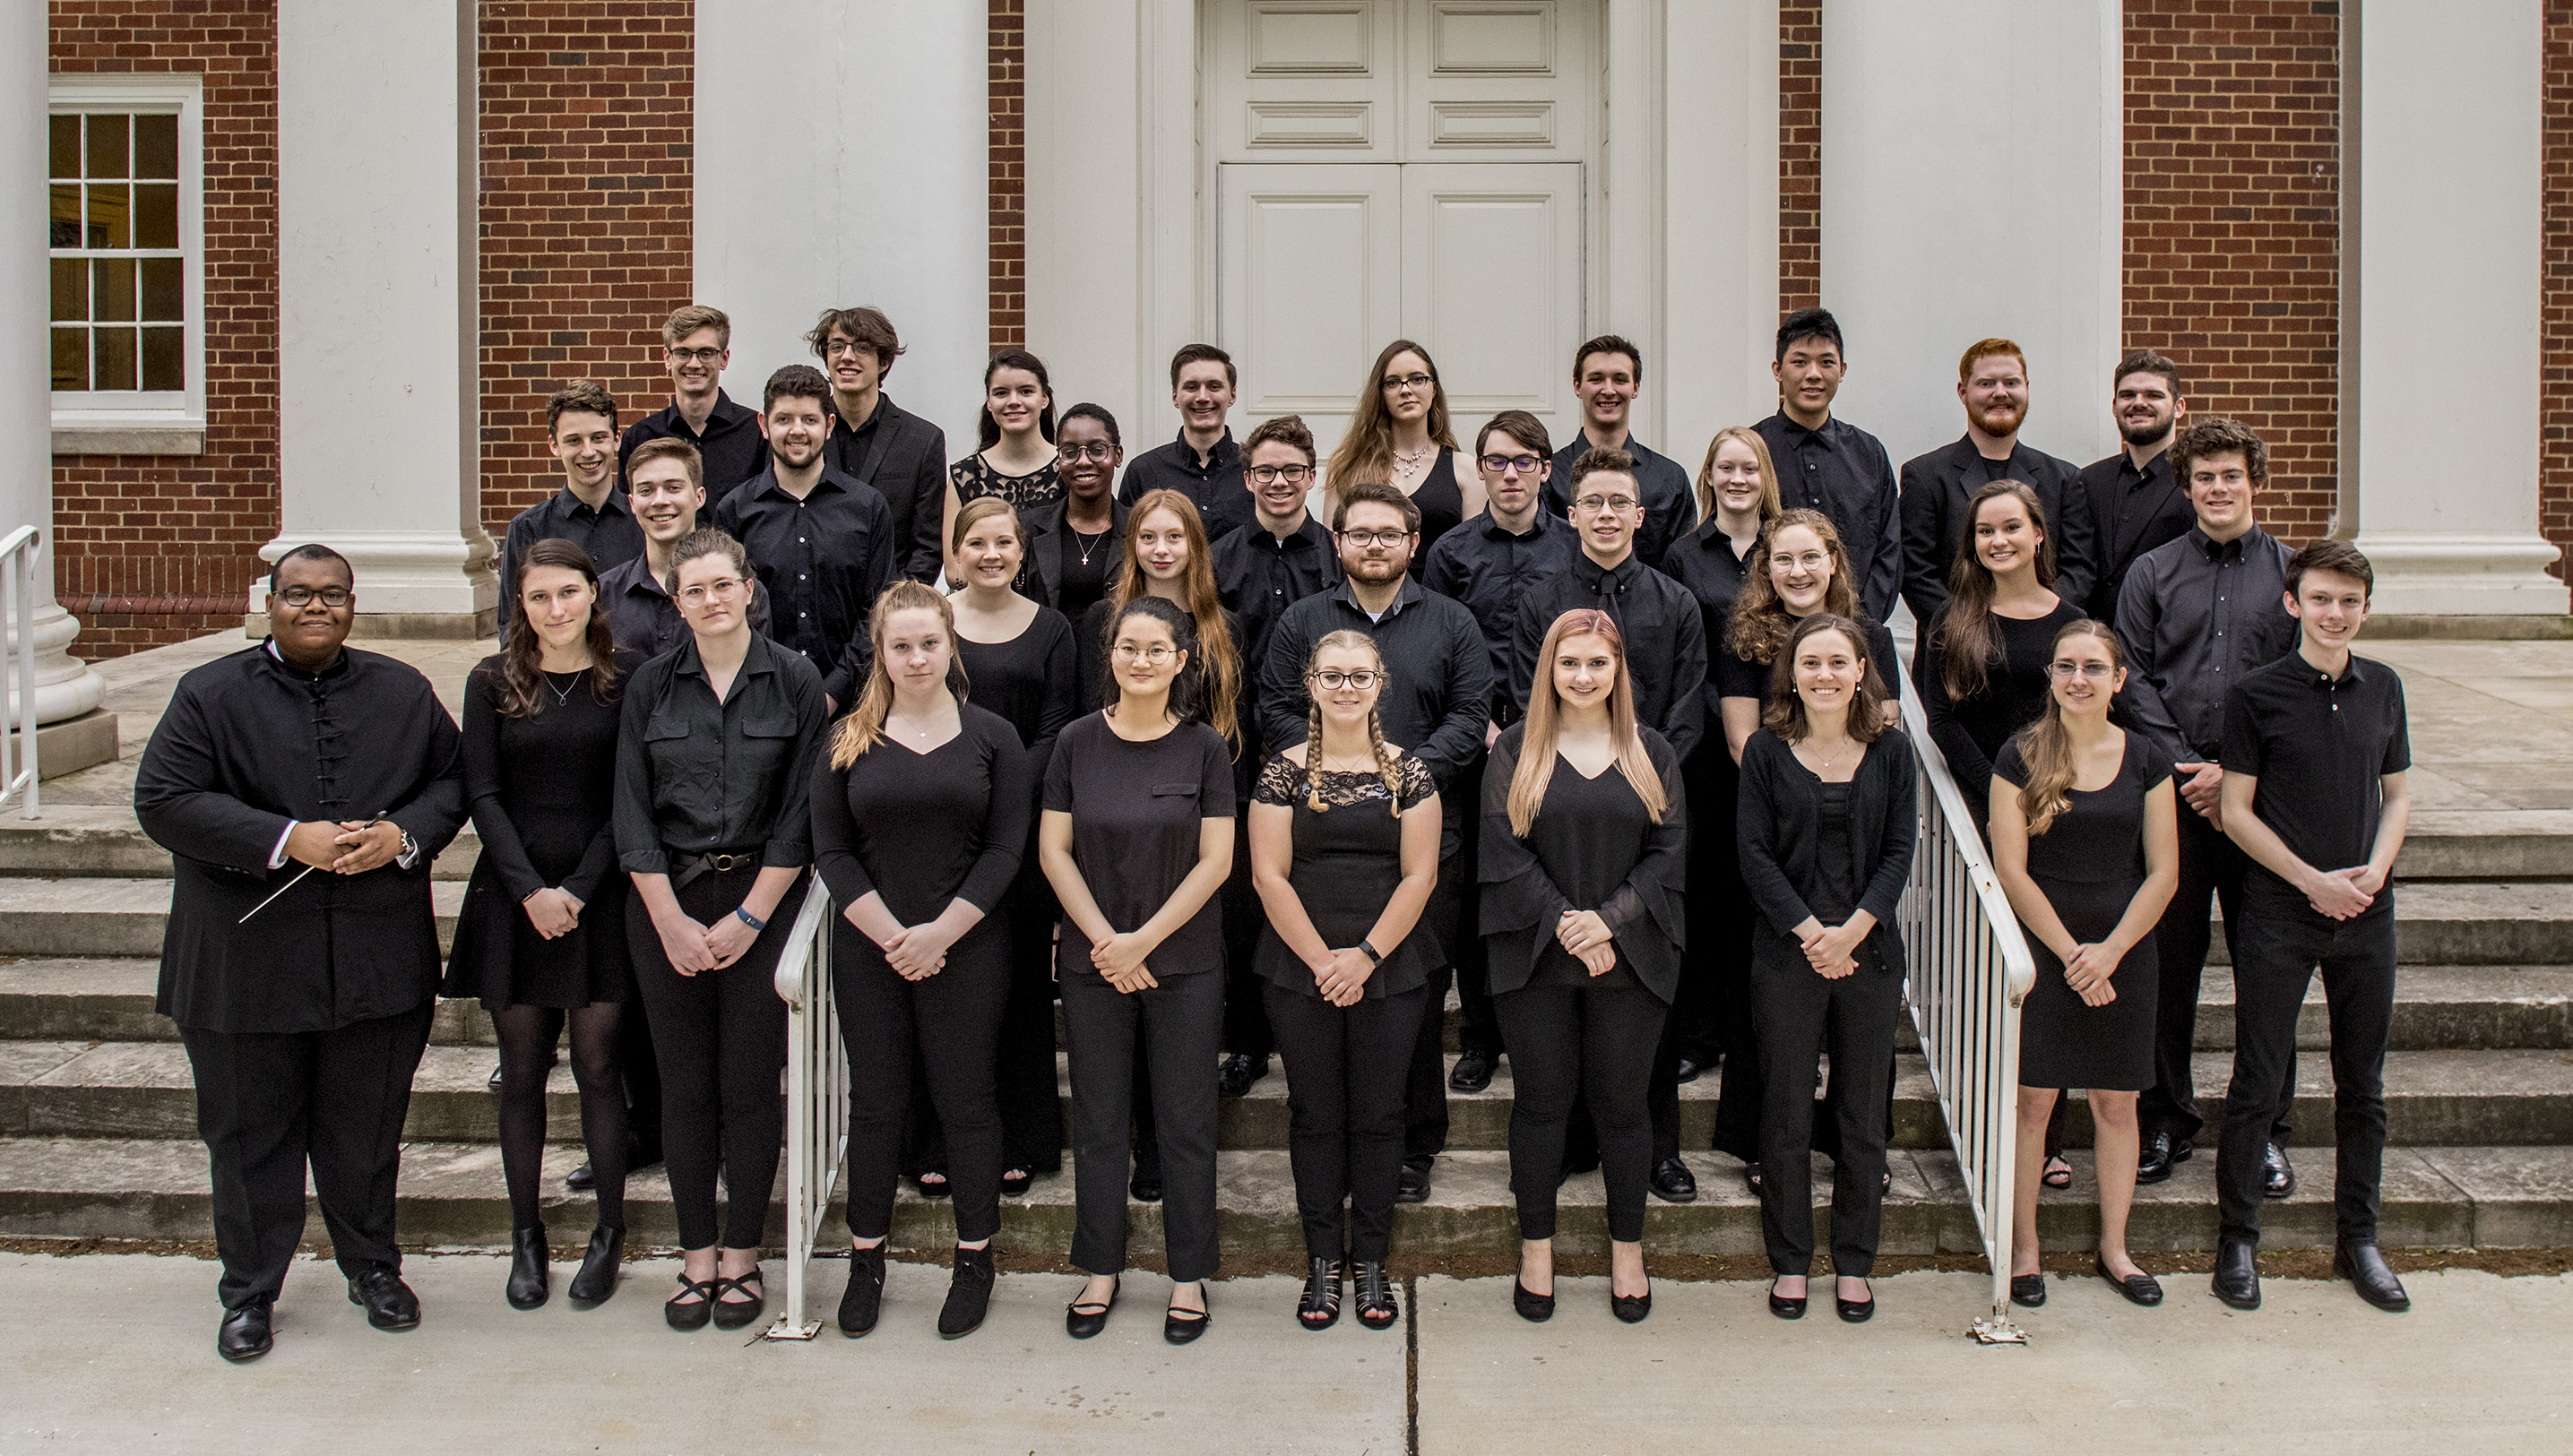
[2334,1242,2410,1313]
[1066,1276,1118,1339]
[999,1167,1032,1197]
[1354,1262,1399,1331]
[2262,1142,2296,1200]
[1766,1281,1806,1320]
[665,1274,714,1331]
[1129,1174,1163,1204]
[1835,1280,1874,1323]
[1649,1157,1698,1204]
[1164,1284,1210,1345]
[1512,1279,1555,1322]
[939,1247,997,1340]
[839,1246,886,1337]
[567,1225,623,1307]
[2136,1132,2190,1185]
[2009,1271,2046,1308]
[1218,1052,1268,1098]
[1448,1049,1496,1093]
[1394,1159,1432,1203]
[217,1300,272,1363]
[1297,1257,1343,1331]
[2212,1237,2261,1310]
[1610,1282,1653,1324]
[347,1266,420,1331]
[564,1161,597,1192]
[1673,1054,1705,1084]
[505,1224,550,1310]
[2094,1254,2163,1306]
[709,1266,765,1331]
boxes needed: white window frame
[49,73,206,456]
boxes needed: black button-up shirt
[2078,446,2195,622]
[2225,650,2411,888]
[1122,426,1256,541]
[1753,410,1903,623]
[709,464,896,669]
[610,632,828,874]
[1213,515,1343,689]
[597,550,773,661]
[617,389,767,513]
[1422,510,1579,727]
[1540,433,1697,570]
[2114,523,2298,764]
[1508,550,1708,762]
[1259,575,1491,792]
[497,486,645,636]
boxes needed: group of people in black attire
[137,304,2416,1366]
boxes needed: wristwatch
[1358,939,1384,965]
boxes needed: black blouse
[952,453,1062,513]
[811,704,1032,924]
[1735,727,1918,965]
[1476,723,1688,1003]
[1042,712,1238,978]
[958,608,1077,773]
[1250,753,1441,998]
[1917,598,2087,806]
[611,633,829,874]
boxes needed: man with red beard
[1897,338,2099,624]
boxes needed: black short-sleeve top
[1249,752,1441,998]
[1042,711,1238,978]
[1993,733,2173,888]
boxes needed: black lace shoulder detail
[1253,752,1305,807]
[1254,754,1425,811]
[1394,753,1436,811]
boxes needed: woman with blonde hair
[1481,608,1687,1325]
[1322,339,1484,567]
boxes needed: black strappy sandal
[1354,1262,1399,1331]
[1297,1258,1343,1330]
[2042,1156,2074,1190]
[664,1273,716,1331]
[709,1266,765,1331]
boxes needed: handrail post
[1,525,41,821]
[765,883,845,1340]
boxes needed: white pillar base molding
[2,600,109,726]
[2347,530,2568,618]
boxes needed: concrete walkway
[3,1253,2564,1453]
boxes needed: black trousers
[1751,935,1903,1277]
[1448,755,1504,1059]
[1402,852,1468,1164]
[835,922,1008,1245]
[179,1004,433,1312]
[1220,815,1274,1060]
[1681,744,1762,1160]
[616,985,663,1148]
[2218,883,2396,1245]
[904,854,1066,1177]
[1265,981,1427,1262]
[628,866,808,1251]
[2142,806,2292,1145]
[1494,961,1668,1243]
[1062,966,1223,1282]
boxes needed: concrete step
[0,806,480,880]
[0,959,493,1044]
[2210,883,2573,967]
[0,879,466,958]
[1,1136,2563,1256]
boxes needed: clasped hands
[2303,863,2385,922]
[285,818,402,876]
[1799,919,1867,980]
[1558,909,1615,977]
[1091,931,1159,995]
[653,905,767,978]
[522,886,585,940]
[1308,946,1377,1007]
[2058,942,2121,1006]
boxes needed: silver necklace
[544,668,583,707]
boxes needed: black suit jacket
[1897,436,2097,625]
[825,392,949,582]
[1020,496,1128,612]
[2077,448,2194,622]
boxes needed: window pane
[139,257,181,321]
[93,326,137,391]
[134,114,177,180]
[133,183,177,249]
[51,259,85,322]
[86,183,128,248]
[141,326,183,391]
[49,184,81,247]
[49,115,78,179]
[52,327,88,391]
[91,258,135,322]
[85,113,128,179]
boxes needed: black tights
[491,1002,627,1228]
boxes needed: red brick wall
[1778,4,1821,317]
[2122,1,2341,547]
[989,0,1023,353]
[2543,8,2573,582]
[478,0,694,541]
[48,0,278,657]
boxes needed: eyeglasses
[1481,454,1543,476]
[1769,550,1831,573]
[1573,495,1639,514]
[2049,661,2116,680]
[1380,374,1436,395]
[1309,669,1383,691]
[1248,463,1312,486]
[1338,529,1412,548]
[678,577,747,605]
[1058,442,1117,463]
[1112,642,1177,664]
[276,587,350,608]
[822,339,873,358]
[666,347,723,364]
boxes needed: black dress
[443,652,644,1009]
[1998,736,2170,1090]
[1251,754,1444,996]
[1407,448,1466,576]
[952,453,1061,513]
[1918,598,2088,810]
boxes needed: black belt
[669,847,762,891]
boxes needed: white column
[270,0,491,628]
[1025,0,1146,443]
[1659,0,1783,452]
[3,4,106,725]
[695,0,989,454]
[1819,0,2121,469]
[2347,0,2563,616]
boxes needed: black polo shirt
[1539,433,1696,570]
[496,485,645,636]
[1122,426,1256,541]
[708,464,896,669]
[617,389,767,512]
[596,550,773,661]
[1752,410,1904,623]
[2224,650,2410,889]
[1420,510,1578,726]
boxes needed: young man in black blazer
[2077,349,2196,622]
[1897,338,2099,624]
[811,306,949,583]
[1753,308,1904,622]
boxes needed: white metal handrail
[1,525,39,820]
[1894,662,2039,1344]
[765,883,848,1340]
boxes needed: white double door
[1217,160,1584,463]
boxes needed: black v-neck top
[957,608,1077,774]
[811,704,1032,926]
[1476,722,1688,1003]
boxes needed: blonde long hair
[1299,629,1401,815]
[1106,488,1239,747]
[2014,620,2121,835]
[1323,339,1459,520]
[1507,609,1667,836]
[827,581,971,768]
[1692,425,1783,528]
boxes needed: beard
[2120,411,2173,448]
[1973,400,2025,437]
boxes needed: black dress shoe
[2212,1238,2261,1310]
[488,1061,505,1092]
[1130,1172,1163,1204]
[567,1224,623,1307]
[1766,1281,1806,1320]
[1066,1276,1118,1339]
[217,1301,273,1363]
[1394,1159,1432,1203]
[2262,1142,2296,1200]
[1512,1279,1555,1322]
[2136,1132,2191,1185]
[505,1224,549,1310]
[2009,1272,2046,1308]
[1217,1052,1268,1098]
[1610,1281,1653,1324]
[2094,1254,2163,1306]
[839,1246,886,1337]
[564,1162,597,1192]
[939,1247,997,1339]
[1164,1285,1211,1345]
[666,1274,715,1331]
[2334,1242,2410,1312]
[1648,1157,1698,1204]
[1673,1054,1705,1085]
[1835,1279,1874,1323]
[347,1266,421,1331]
[1448,1048,1496,1093]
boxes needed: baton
[237,811,393,924]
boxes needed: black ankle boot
[567,1224,623,1307]
[939,1246,997,1340]
[505,1225,549,1310]
[839,1245,887,1338]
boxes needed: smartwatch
[1358,939,1384,965]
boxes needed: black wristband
[1359,939,1383,965]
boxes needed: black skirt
[444,808,633,1010]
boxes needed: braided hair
[1299,628,1401,816]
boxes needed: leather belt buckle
[709,851,748,873]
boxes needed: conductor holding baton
[134,546,468,1363]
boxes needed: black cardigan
[1477,722,1688,1002]
[1735,727,1918,965]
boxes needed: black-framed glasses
[275,587,350,608]
[1338,529,1412,548]
[1058,442,1117,463]
[1480,453,1542,475]
[666,347,722,364]
[823,339,873,358]
[1380,373,1435,394]
[1248,463,1312,486]
[1310,669,1383,691]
